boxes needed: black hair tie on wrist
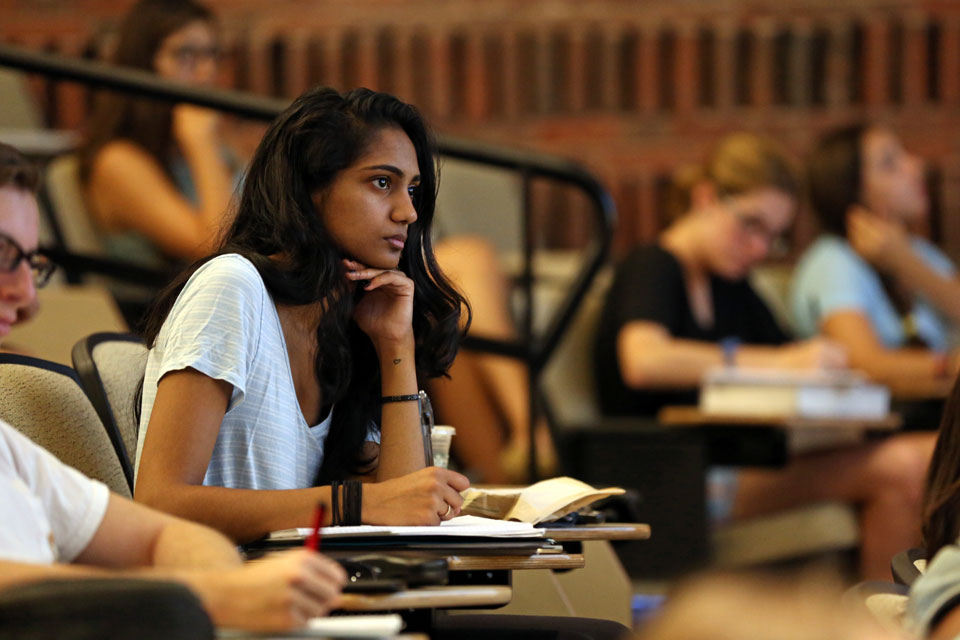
[381,394,420,403]
[330,480,341,527]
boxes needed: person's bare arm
[135,369,469,538]
[820,310,949,386]
[885,249,960,324]
[134,369,333,542]
[87,134,230,260]
[616,321,845,389]
[930,605,960,640]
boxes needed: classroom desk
[338,585,512,612]
[540,523,651,542]
[888,377,952,401]
[657,406,903,467]
[658,406,902,432]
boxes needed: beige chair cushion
[0,357,129,497]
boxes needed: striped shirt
[135,254,335,490]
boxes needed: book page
[461,477,624,524]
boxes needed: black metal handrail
[0,41,616,480]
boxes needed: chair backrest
[0,353,130,497]
[890,547,926,587]
[44,154,105,257]
[539,258,614,427]
[72,333,148,491]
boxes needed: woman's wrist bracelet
[381,394,420,403]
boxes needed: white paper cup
[431,425,456,468]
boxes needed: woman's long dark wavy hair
[78,0,214,181]
[141,86,469,483]
[923,375,960,559]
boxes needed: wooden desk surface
[889,378,952,401]
[541,523,651,542]
[338,585,512,611]
[658,406,902,431]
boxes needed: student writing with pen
[0,142,346,632]
[134,87,472,543]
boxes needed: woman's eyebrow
[361,164,422,182]
[362,164,404,176]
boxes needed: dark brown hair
[807,124,915,319]
[0,143,40,193]
[141,87,469,483]
[79,0,214,180]
[806,124,868,238]
[923,374,960,559]
[666,133,801,220]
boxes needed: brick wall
[4,0,960,257]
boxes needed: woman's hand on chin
[361,467,471,525]
[344,258,415,350]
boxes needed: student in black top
[596,243,794,416]
[595,133,936,580]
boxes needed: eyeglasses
[728,207,791,258]
[162,45,222,68]
[0,232,56,288]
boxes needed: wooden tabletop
[540,523,651,542]
[337,585,512,611]
[658,406,902,431]
[888,378,952,401]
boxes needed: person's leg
[431,236,556,482]
[731,432,936,579]
[428,350,510,482]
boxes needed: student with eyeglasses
[594,133,936,580]
[792,125,960,388]
[0,142,348,632]
[0,144,55,347]
[78,0,242,271]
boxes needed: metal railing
[0,41,616,480]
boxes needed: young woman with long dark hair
[133,86,472,543]
[80,0,237,268]
[792,125,960,387]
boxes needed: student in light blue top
[791,125,960,387]
[134,87,472,544]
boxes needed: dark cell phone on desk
[342,579,406,593]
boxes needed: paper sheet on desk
[267,515,544,542]
[218,613,403,638]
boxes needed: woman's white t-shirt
[135,254,337,490]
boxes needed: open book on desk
[460,477,625,524]
[265,515,544,543]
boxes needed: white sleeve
[0,420,109,562]
[153,255,265,409]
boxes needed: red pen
[305,502,326,551]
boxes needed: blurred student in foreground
[0,142,346,631]
[594,132,935,579]
[643,571,897,640]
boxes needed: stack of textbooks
[699,368,890,419]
